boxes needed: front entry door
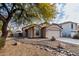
[25,29,28,37]
[41,27,46,38]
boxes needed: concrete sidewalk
[57,38,79,45]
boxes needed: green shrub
[0,37,5,49]
[50,36,56,41]
[73,33,79,39]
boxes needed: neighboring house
[12,27,23,37]
[13,30,23,37]
[60,21,78,37]
[46,23,62,39]
[77,24,79,32]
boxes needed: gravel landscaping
[0,37,79,56]
[13,37,79,56]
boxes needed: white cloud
[63,4,79,22]
[54,3,79,23]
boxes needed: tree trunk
[0,21,8,48]
[1,21,8,39]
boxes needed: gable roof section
[46,23,63,31]
[59,21,78,25]
[51,23,63,29]
[22,23,63,31]
[22,24,45,31]
[22,24,38,31]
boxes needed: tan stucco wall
[46,25,61,39]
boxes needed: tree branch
[6,7,23,22]
[0,6,4,9]
[10,4,16,13]
[5,4,16,21]
[2,3,10,14]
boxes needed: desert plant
[73,31,79,39]
[50,36,56,41]
[0,37,5,49]
[73,33,79,39]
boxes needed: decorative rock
[57,43,66,49]
[36,46,39,48]
[70,53,73,55]
[12,42,17,46]
[60,50,64,53]
[66,51,70,53]
[56,49,61,52]
[12,40,17,46]
[71,53,76,56]
[40,47,44,49]
[56,48,64,52]
[67,52,73,56]
[44,48,53,52]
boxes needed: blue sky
[53,3,79,23]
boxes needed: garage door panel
[46,30,60,39]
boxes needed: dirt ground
[0,38,79,56]
[0,38,61,56]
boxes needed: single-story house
[59,21,78,37]
[22,23,62,39]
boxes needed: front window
[71,23,73,29]
[36,27,40,36]
[36,29,40,36]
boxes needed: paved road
[57,38,79,45]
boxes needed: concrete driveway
[57,38,79,45]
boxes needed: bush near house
[0,37,5,49]
[73,31,79,39]
[50,36,56,41]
